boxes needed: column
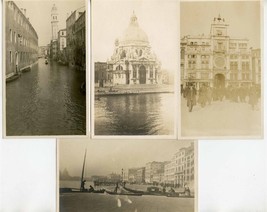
[129,64,133,84]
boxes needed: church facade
[181,15,261,89]
[107,13,162,85]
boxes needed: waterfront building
[51,4,59,41]
[181,14,260,90]
[107,12,162,85]
[128,167,145,183]
[50,40,58,60]
[145,161,165,183]
[58,29,66,51]
[66,8,85,67]
[73,11,86,70]
[108,173,121,182]
[5,1,38,79]
[38,46,49,58]
[128,168,138,183]
[95,62,113,87]
[164,159,175,186]
[57,29,67,63]
[173,143,194,188]
[136,167,145,183]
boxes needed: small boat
[80,82,86,94]
[6,73,20,83]
[60,187,105,194]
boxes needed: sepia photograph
[180,1,262,138]
[4,0,86,136]
[59,139,196,212]
[92,0,179,137]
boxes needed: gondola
[105,190,142,196]
[60,187,105,194]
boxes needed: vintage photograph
[180,1,262,138]
[92,0,178,137]
[59,139,196,212]
[4,0,86,136]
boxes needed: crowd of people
[182,83,261,112]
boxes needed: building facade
[181,14,260,90]
[173,143,194,188]
[145,161,165,183]
[95,62,114,87]
[38,46,48,58]
[57,29,67,63]
[251,49,261,85]
[107,13,162,85]
[66,8,85,67]
[50,40,58,60]
[164,159,175,186]
[73,11,86,70]
[127,167,145,183]
[5,1,38,79]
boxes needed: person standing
[186,84,197,112]
[249,84,259,110]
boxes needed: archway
[214,73,225,88]
[139,65,146,84]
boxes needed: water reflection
[6,58,86,136]
[95,93,174,135]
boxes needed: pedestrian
[249,84,259,110]
[186,84,196,112]
[206,86,213,105]
[198,84,207,107]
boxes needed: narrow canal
[6,58,86,136]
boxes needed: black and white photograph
[180,1,262,138]
[92,0,178,137]
[59,139,196,212]
[4,0,86,136]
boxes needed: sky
[181,1,261,49]
[92,0,179,72]
[59,139,193,177]
[14,0,85,46]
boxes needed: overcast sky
[181,1,261,49]
[92,0,179,72]
[14,0,85,46]
[59,139,193,177]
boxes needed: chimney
[24,9,26,17]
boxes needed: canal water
[6,58,86,136]
[94,93,175,135]
[60,180,194,212]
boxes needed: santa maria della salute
[95,12,163,87]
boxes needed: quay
[95,84,174,97]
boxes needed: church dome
[120,12,149,46]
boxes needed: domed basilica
[108,12,162,85]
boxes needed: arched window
[116,65,123,71]
[10,29,12,42]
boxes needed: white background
[1,1,267,212]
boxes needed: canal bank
[95,84,174,96]
[6,58,86,136]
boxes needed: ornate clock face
[214,56,226,68]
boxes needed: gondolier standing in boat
[81,180,86,191]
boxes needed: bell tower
[51,4,59,40]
